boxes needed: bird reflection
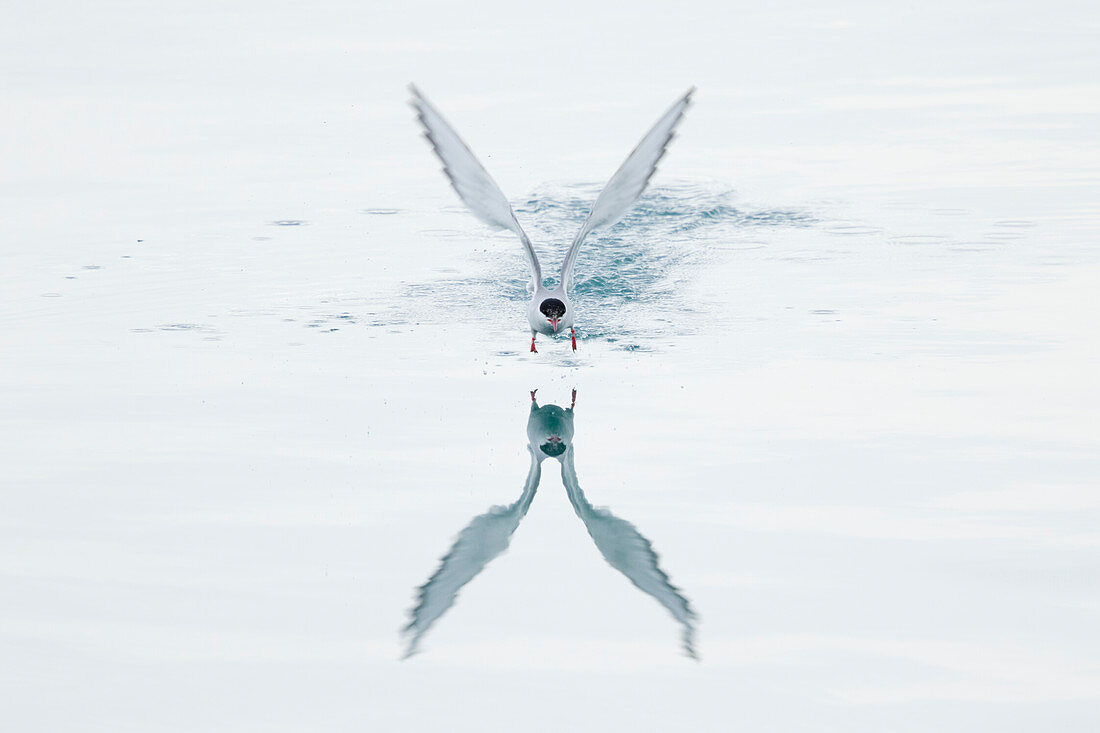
[402,389,697,659]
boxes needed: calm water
[2,1,1099,731]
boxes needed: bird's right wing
[409,85,543,289]
[402,448,542,658]
[560,447,698,658]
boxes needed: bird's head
[539,298,566,333]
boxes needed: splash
[330,184,813,348]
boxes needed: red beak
[548,318,560,332]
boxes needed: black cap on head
[539,298,566,319]
[539,442,567,457]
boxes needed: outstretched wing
[560,447,698,658]
[409,84,542,288]
[402,449,542,658]
[560,88,694,292]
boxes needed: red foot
[570,388,577,409]
[530,389,538,402]
[570,327,577,352]
[530,336,538,353]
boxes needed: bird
[402,389,697,659]
[409,85,695,353]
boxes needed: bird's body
[527,289,573,336]
[409,85,694,353]
[526,287,576,350]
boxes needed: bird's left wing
[409,85,543,289]
[402,448,542,658]
[560,88,694,292]
[560,447,698,658]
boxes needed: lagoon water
[2,1,1099,731]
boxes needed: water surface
[2,1,1099,731]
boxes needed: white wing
[560,88,694,291]
[561,447,698,658]
[409,85,542,288]
[401,449,541,658]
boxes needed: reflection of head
[540,442,567,457]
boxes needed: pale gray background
[2,1,1098,731]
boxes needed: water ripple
[372,183,816,349]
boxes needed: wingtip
[682,627,699,661]
[408,83,427,111]
[399,619,424,660]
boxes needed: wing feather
[409,84,542,287]
[560,88,694,291]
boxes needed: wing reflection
[402,389,697,659]
[560,446,698,658]
[401,449,540,658]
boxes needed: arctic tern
[409,85,694,353]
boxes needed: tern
[409,85,694,353]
